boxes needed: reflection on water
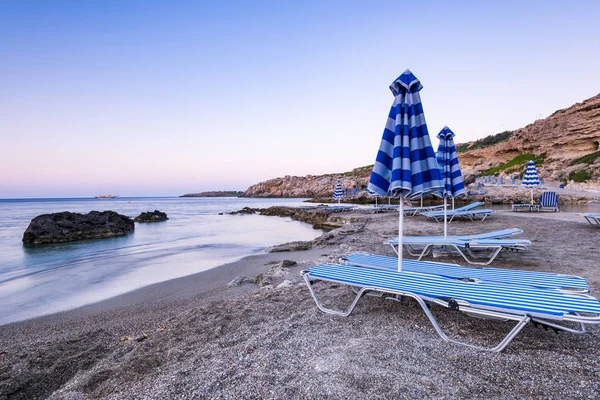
[0,197,321,325]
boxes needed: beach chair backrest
[456,201,484,212]
[540,191,558,208]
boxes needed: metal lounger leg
[530,318,587,335]
[403,244,433,259]
[304,274,532,352]
[460,245,503,265]
[303,274,368,317]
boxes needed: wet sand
[1,210,599,399]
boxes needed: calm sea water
[0,197,321,325]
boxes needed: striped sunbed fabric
[342,254,589,292]
[305,264,599,318]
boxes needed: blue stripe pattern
[436,126,466,198]
[342,254,589,292]
[368,70,443,200]
[333,179,343,199]
[522,161,540,187]
[306,264,600,318]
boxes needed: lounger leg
[304,276,531,352]
[459,245,503,266]
[403,294,531,352]
[402,244,433,259]
[530,318,587,335]
[303,274,369,317]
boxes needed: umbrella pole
[443,196,448,238]
[530,188,533,205]
[452,197,455,210]
[420,197,423,207]
[398,200,404,272]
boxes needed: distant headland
[180,191,244,198]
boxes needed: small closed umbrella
[435,126,466,238]
[522,160,540,204]
[367,70,443,271]
[333,179,343,204]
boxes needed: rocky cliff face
[459,93,600,188]
[243,93,600,197]
[242,166,371,198]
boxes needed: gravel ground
[0,210,599,399]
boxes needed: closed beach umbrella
[333,179,343,204]
[435,126,466,238]
[368,70,443,271]
[522,160,540,204]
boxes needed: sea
[0,197,322,325]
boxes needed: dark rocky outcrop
[22,211,134,244]
[230,206,343,230]
[134,210,168,223]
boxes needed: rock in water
[133,210,168,223]
[22,211,135,244]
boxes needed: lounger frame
[303,268,597,352]
[388,239,530,266]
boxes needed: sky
[1,1,599,198]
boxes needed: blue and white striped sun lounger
[578,213,600,226]
[341,254,589,293]
[385,237,531,265]
[421,208,494,223]
[388,228,523,243]
[452,201,484,212]
[302,264,600,352]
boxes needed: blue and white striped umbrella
[522,160,540,204]
[435,126,466,237]
[333,179,343,204]
[367,70,443,271]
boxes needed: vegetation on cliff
[569,150,600,166]
[456,130,513,153]
[483,153,546,176]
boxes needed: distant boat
[95,194,119,199]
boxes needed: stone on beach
[227,276,252,287]
[22,211,135,244]
[133,210,168,223]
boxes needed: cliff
[181,191,244,198]
[242,166,371,198]
[458,93,600,188]
[243,93,600,197]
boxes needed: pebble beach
[1,207,599,399]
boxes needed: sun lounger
[302,264,600,352]
[385,236,530,265]
[403,204,445,216]
[539,192,559,212]
[578,213,600,226]
[421,208,493,222]
[327,205,357,212]
[388,228,523,243]
[341,254,589,293]
[511,204,540,212]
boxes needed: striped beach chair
[302,264,600,352]
[341,254,588,293]
[539,191,559,212]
